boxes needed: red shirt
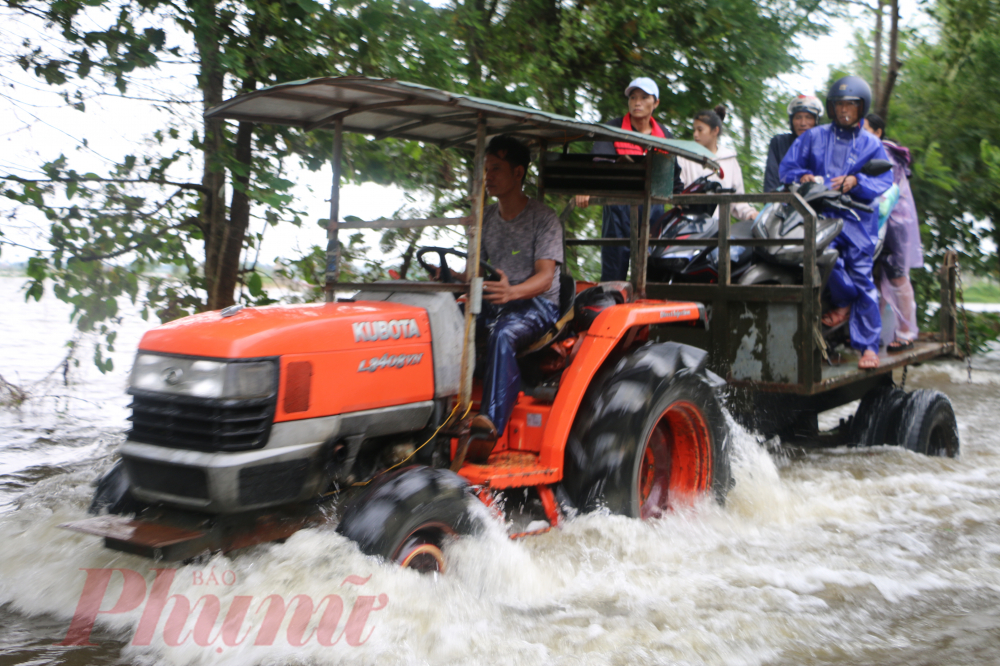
[614,115,666,156]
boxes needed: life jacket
[614,115,666,156]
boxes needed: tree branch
[2,174,209,194]
[2,4,56,25]
[833,0,879,11]
[66,187,202,261]
[69,218,200,262]
[0,238,48,253]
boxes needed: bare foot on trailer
[822,306,850,328]
[858,349,880,369]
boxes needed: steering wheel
[416,247,501,283]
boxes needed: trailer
[562,181,960,451]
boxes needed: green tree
[257,0,837,285]
[1,0,460,368]
[882,0,1000,276]
[2,0,833,370]
[443,0,829,254]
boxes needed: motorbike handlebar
[841,195,874,213]
[824,193,874,215]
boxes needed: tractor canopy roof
[205,76,719,171]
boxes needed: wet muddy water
[2,276,1000,665]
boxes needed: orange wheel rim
[399,543,446,573]
[393,525,452,574]
[637,400,712,519]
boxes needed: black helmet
[826,76,872,127]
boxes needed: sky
[0,0,926,268]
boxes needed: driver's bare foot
[822,306,850,328]
[858,349,880,369]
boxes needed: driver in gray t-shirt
[481,198,563,305]
[465,135,563,463]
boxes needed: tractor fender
[536,298,706,472]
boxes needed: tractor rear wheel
[336,466,483,573]
[564,343,732,518]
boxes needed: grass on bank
[960,276,1000,303]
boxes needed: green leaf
[26,256,47,281]
[247,272,264,297]
[25,281,44,302]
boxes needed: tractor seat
[518,272,576,356]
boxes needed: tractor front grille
[127,390,275,452]
[124,458,209,500]
[238,460,310,506]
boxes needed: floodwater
[1,275,1000,666]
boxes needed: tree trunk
[875,0,901,120]
[192,0,230,311]
[216,118,255,305]
[738,108,758,188]
[873,0,883,105]
[398,231,423,279]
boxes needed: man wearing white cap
[576,77,683,281]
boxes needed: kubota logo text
[352,319,421,343]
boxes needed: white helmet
[787,94,823,127]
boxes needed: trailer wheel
[336,466,482,573]
[564,343,732,518]
[850,386,907,447]
[897,389,960,458]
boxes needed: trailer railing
[568,192,957,397]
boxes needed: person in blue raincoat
[575,77,684,282]
[779,76,893,369]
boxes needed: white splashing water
[3,277,1000,665]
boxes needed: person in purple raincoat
[864,113,924,352]
[780,76,893,369]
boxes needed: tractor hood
[139,302,432,359]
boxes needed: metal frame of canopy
[204,76,720,413]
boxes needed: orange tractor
[63,78,736,570]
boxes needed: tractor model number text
[357,353,423,373]
[352,319,421,343]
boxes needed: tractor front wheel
[336,466,483,574]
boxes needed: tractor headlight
[129,354,276,399]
